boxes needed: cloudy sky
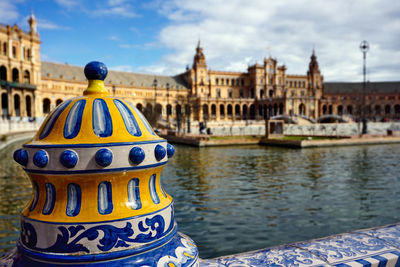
[2,0,399,81]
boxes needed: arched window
[155,103,162,115]
[12,68,19,82]
[227,104,232,117]
[2,43,7,56]
[395,105,400,115]
[242,105,248,119]
[211,104,216,118]
[26,95,32,117]
[0,66,6,81]
[43,98,51,114]
[299,103,305,115]
[273,103,278,116]
[374,105,381,115]
[328,105,333,114]
[136,103,143,112]
[56,99,63,106]
[14,94,21,116]
[202,104,208,120]
[235,104,240,118]
[1,93,8,116]
[258,104,263,117]
[385,105,391,115]
[279,103,284,115]
[322,105,327,115]
[219,104,225,118]
[269,90,273,98]
[23,70,30,83]
[250,104,256,119]
[337,105,343,115]
[347,105,353,115]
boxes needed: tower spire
[28,10,37,34]
[193,40,206,69]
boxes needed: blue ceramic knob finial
[95,148,113,167]
[84,61,108,81]
[33,150,49,168]
[167,143,175,158]
[129,147,145,165]
[60,150,79,168]
[154,144,166,161]
[13,148,28,166]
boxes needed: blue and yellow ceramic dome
[10,62,198,267]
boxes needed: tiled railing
[200,223,400,266]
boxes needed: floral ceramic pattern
[356,224,400,249]
[294,232,394,264]
[199,245,328,266]
[200,224,400,267]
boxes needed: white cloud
[36,18,70,30]
[141,0,400,81]
[108,35,120,41]
[55,0,79,9]
[109,65,135,72]
[119,42,158,50]
[0,0,19,23]
[93,0,138,18]
[94,6,137,18]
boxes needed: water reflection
[1,142,400,259]
[0,141,31,253]
[162,144,400,258]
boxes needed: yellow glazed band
[23,166,172,223]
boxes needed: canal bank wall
[0,131,36,150]
[260,135,400,148]
[163,134,400,148]
[176,121,400,136]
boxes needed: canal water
[1,141,400,259]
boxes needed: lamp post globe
[360,40,369,53]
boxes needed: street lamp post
[360,40,369,135]
[166,83,170,129]
[153,78,157,116]
[265,105,270,138]
[175,100,181,135]
[150,78,158,128]
[187,96,191,134]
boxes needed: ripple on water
[2,143,400,259]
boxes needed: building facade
[1,16,399,131]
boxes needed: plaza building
[1,15,399,133]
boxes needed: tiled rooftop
[41,62,189,90]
